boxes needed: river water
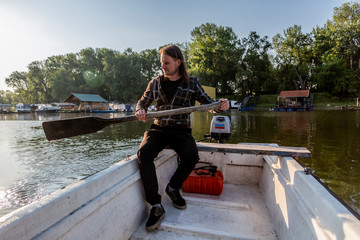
[0,110,359,217]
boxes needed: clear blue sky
[0,0,350,91]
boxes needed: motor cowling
[210,116,231,142]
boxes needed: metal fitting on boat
[303,167,312,175]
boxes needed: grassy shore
[253,92,359,110]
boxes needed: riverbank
[252,105,360,111]
[254,92,360,110]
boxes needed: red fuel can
[182,166,223,195]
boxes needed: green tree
[5,71,28,90]
[312,22,334,64]
[50,68,77,101]
[311,2,360,95]
[239,31,272,95]
[189,23,244,96]
[5,71,33,103]
[103,48,147,102]
[273,25,313,90]
[0,90,15,104]
[139,48,161,80]
[313,56,356,96]
[27,61,54,103]
[78,48,105,94]
[332,2,360,70]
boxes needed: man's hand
[219,98,230,111]
[135,109,147,122]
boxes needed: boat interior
[131,182,277,239]
[1,143,359,240]
[131,144,360,240]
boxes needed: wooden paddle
[42,102,222,141]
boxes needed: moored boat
[90,109,116,113]
[15,103,32,113]
[0,142,359,239]
[90,106,116,113]
[36,105,59,113]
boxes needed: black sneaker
[166,184,187,209]
[146,204,165,231]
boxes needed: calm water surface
[0,110,359,217]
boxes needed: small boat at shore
[15,103,32,113]
[90,109,116,113]
[90,106,116,113]
[36,105,59,113]
[0,143,359,240]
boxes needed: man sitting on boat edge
[135,44,229,231]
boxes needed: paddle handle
[145,101,221,119]
[105,101,222,124]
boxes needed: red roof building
[275,90,314,111]
[278,90,310,98]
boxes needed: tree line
[1,1,359,104]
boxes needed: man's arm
[193,78,229,111]
[135,80,155,122]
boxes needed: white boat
[0,143,359,240]
[15,103,32,113]
[36,105,59,113]
[90,109,116,113]
[229,100,241,110]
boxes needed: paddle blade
[42,117,113,141]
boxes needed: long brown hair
[159,45,189,82]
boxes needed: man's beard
[163,69,179,77]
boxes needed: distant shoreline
[251,105,360,111]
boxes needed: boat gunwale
[262,154,360,239]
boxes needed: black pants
[137,125,199,205]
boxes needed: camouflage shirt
[136,75,219,128]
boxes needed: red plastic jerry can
[182,166,223,195]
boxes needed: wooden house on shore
[274,90,314,111]
[63,93,111,112]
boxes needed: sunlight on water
[0,117,148,217]
[0,179,44,215]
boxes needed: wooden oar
[42,102,221,141]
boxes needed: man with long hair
[135,44,229,231]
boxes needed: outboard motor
[206,116,231,143]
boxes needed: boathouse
[275,90,314,111]
[0,104,12,113]
[64,93,109,112]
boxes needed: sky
[0,0,350,91]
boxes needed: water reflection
[0,110,359,217]
[0,119,152,217]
